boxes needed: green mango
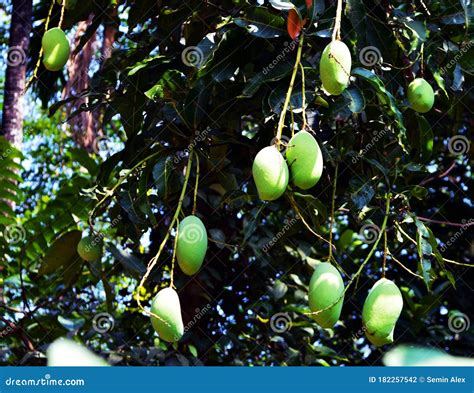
[176,215,208,275]
[407,78,434,113]
[286,131,323,190]
[150,287,184,343]
[319,40,351,95]
[42,28,70,71]
[308,262,345,328]
[252,146,289,201]
[47,338,109,366]
[362,278,403,346]
[77,235,103,262]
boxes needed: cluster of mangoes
[76,215,208,343]
[308,263,403,346]
[318,39,435,112]
[253,130,324,201]
[151,215,208,342]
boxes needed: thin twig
[275,35,304,147]
[192,152,200,215]
[288,194,335,250]
[24,0,55,92]
[395,222,474,267]
[328,163,339,261]
[332,0,343,41]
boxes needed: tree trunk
[1,0,32,147]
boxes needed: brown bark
[63,14,97,152]
[1,0,32,147]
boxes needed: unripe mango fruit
[176,215,208,275]
[286,131,323,190]
[77,236,103,262]
[252,146,289,201]
[308,262,345,328]
[362,278,403,347]
[150,287,184,342]
[407,78,434,113]
[319,40,351,95]
[42,28,70,71]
